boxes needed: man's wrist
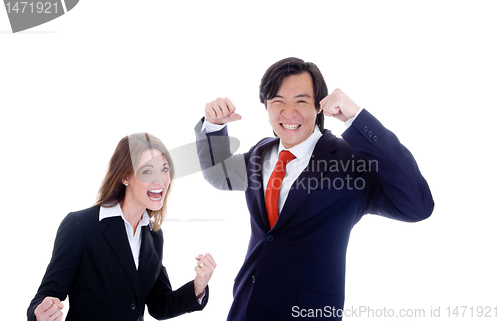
[202,117,227,133]
[344,107,363,128]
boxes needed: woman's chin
[148,204,163,211]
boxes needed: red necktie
[265,150,296,229]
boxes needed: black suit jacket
[27,206,207,321]
[196,109,434,320]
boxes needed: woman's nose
[152,171,168,185]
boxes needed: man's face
[266,72,319,149]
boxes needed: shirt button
[367,131,373,137]
[251,275,256,283]
[363,126,369,132]
[130,303,136,310]
[267,235,274,242]
[373,136,378,142]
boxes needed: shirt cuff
[196,290,206,305]
[344,107,363,128]
[201,118,227,133]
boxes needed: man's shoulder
[316,129,358,158]
[246,136,278,155]
[255,136,278,148]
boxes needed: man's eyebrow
[271,94,311,99]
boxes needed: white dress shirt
[99,203,152,270]
[261,126,323,214]
[99,204,206,304]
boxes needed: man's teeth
[282,124,300,130]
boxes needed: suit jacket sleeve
[146,267,208,319]
[342,109,434,222]
[194,117,247,191]
[27,212,85,321]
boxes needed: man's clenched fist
[205,97,242,125]
[320,88,360,122]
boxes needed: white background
[1,1,499,320]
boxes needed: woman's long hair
[95,133,174,231]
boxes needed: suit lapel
[273,131,338,231]
[246,137,279,231]
[138,225,155,286]
[102,217,141,300]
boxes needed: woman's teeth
[148,188,163,201]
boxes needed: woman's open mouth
[147,188,163,201]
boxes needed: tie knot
[279,150,296,164]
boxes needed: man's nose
[281,104,297,118]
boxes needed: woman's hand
[34,297,64,321]
[194,253,217,298]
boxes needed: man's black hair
[259,57,328,133]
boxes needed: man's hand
[320,88,360,122]
[34,297,64,321]
[205,97,242,125]
[194,253,217,298]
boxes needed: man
[194,57,434,320]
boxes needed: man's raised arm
[194,97,247,191]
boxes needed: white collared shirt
[261,126,323,214]
[99,204,206,304]
[99,203,152,270]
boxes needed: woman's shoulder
[62,205,101,226]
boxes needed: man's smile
[280,123,301,130]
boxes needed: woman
[27,133,216,321]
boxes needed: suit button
[130,303,136,310]
[367,131,373,137]
[251,275,255,283]
[363,126,369,132]
[267,235,274,241]
[373,136,378,142]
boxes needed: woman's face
[125,149,171,211]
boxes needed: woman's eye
[162,167,169,172]
[142,170,151,174]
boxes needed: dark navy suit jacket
[27,206,208,321]
[195,109,434,320]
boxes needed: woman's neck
[119,196,145,235]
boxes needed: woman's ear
[121,178,129,187]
